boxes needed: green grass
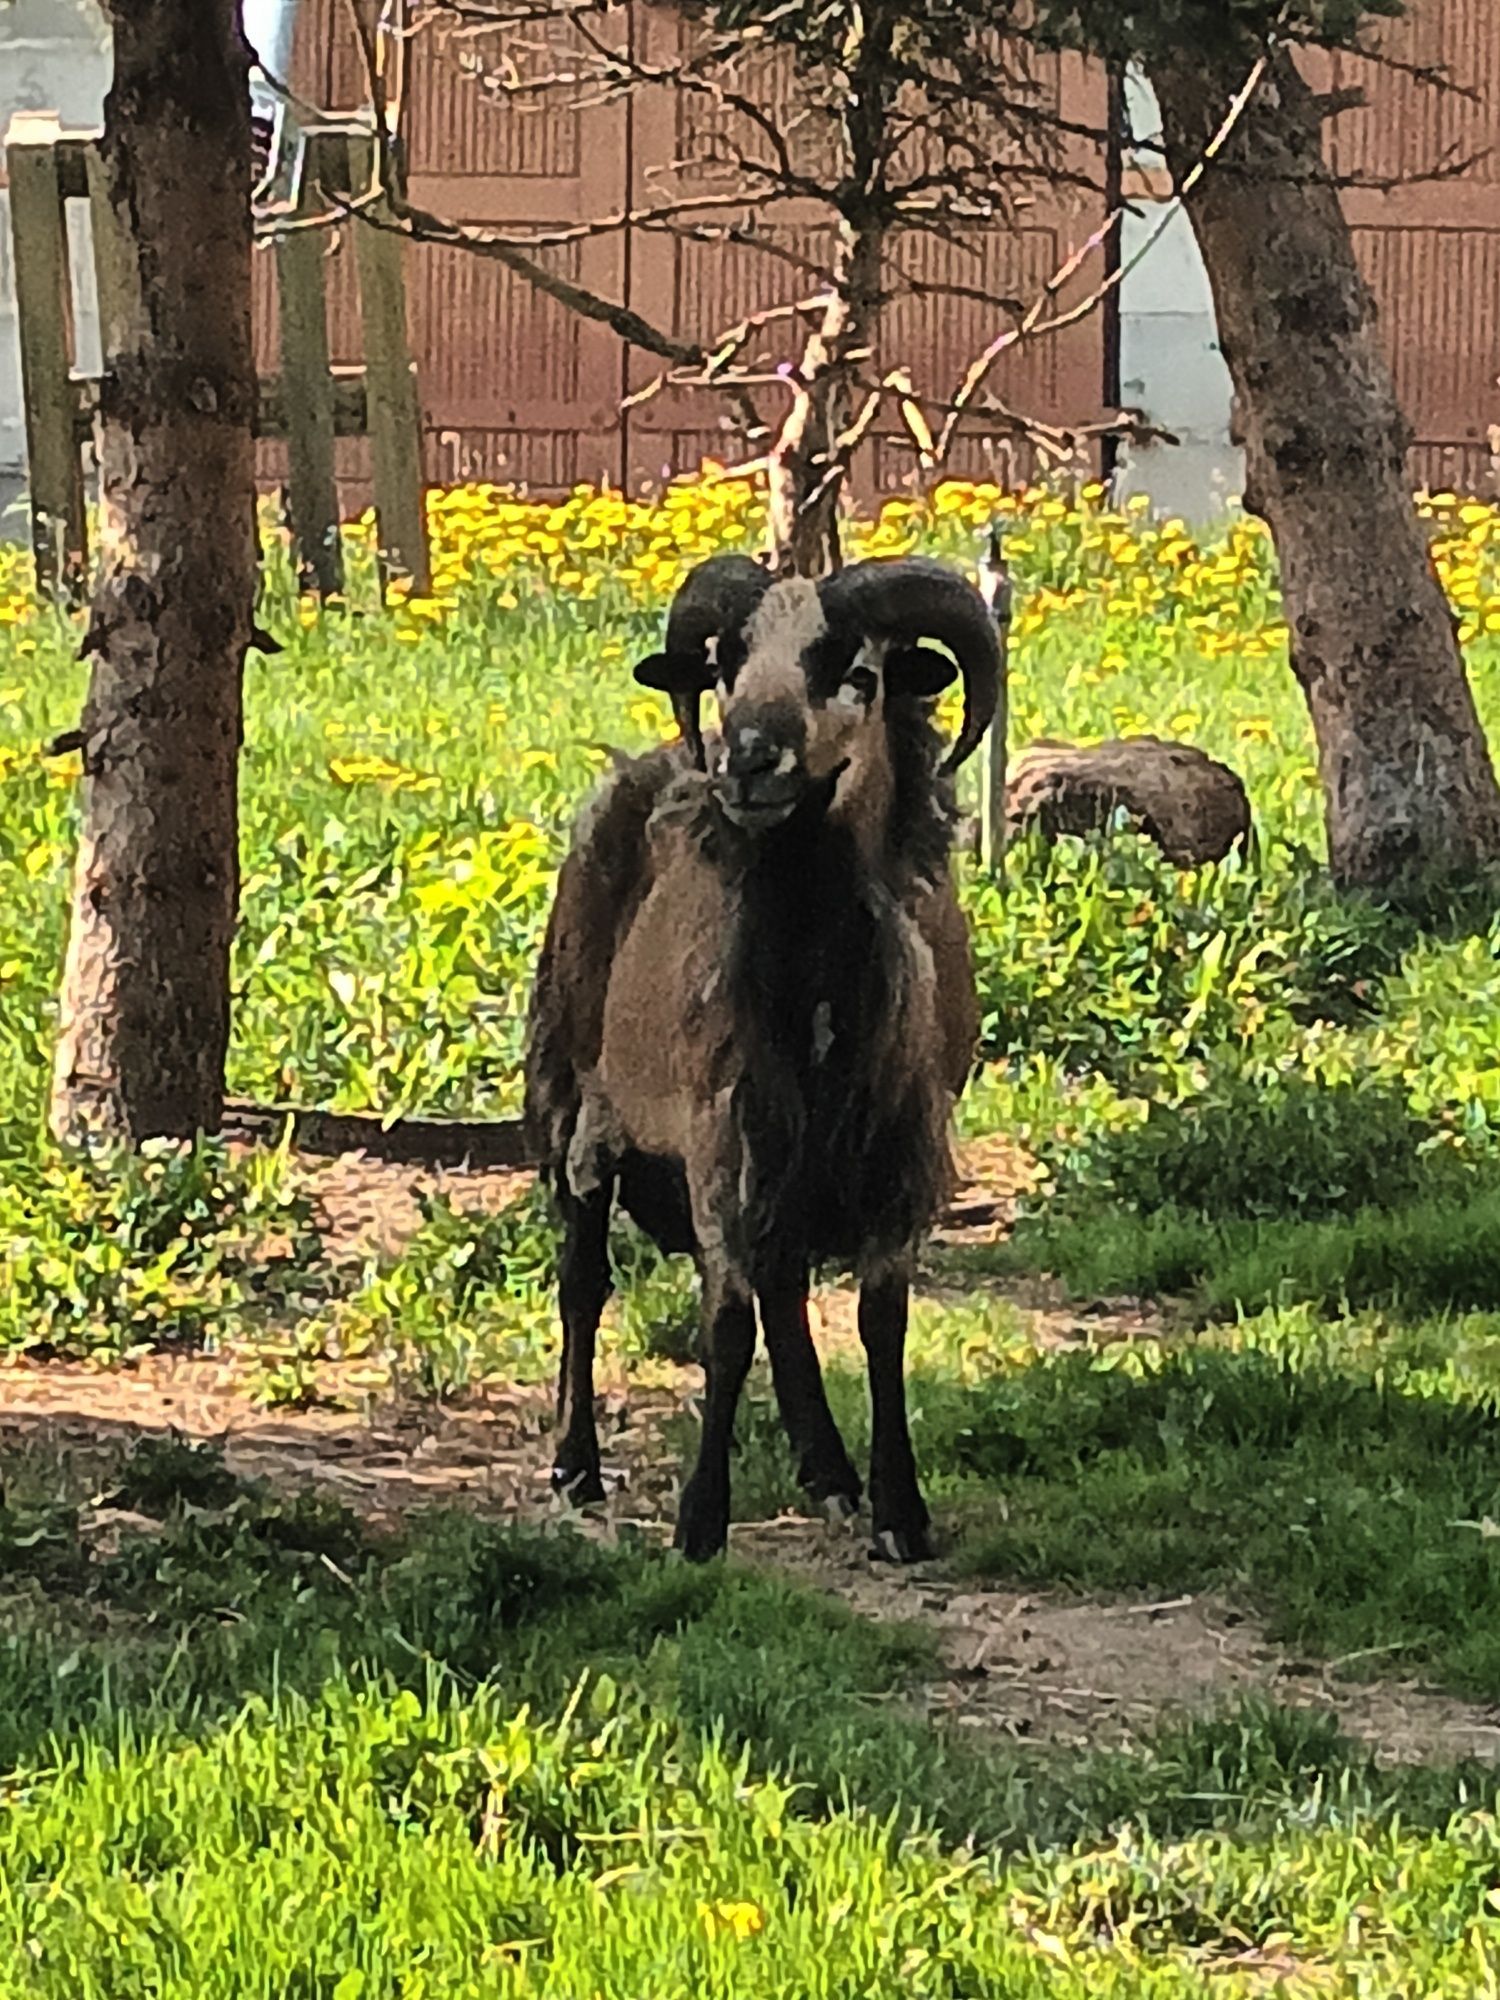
[1,1451,1500,1996]
[948,1184,1500,1320]
[944,1340,1500,1691]
[5,493,1500,1983]
[673,1294,1500,1698]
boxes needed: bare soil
[5,1136,1497,1770]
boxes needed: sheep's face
[647,579,957,836]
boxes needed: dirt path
[4,1137,1498,1771]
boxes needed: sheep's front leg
[859,1266,933,1563]
[759,1267,862,1517]
[676,1275,756,1561]
[551,1183,613,1506]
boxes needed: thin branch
[1303,25,1485,106]
[872,380,1180,454]
[383,195,774,444]
[1336,142,1495,194]
[883,275,1026,318]
[647,217,843,292]
[422,0,620,25]
[255,188,385,238]
[936,48,1271,462]
[382,196,703,364]
[797,379,890,514]
[261,177,793,251]
[704,295,831,374]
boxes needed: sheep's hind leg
[859,1266,933,1564]
[759,1270,862,1519]
[551,1183,613,1506]
[675,1278,756,1561]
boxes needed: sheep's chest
[598,803,948,1274]
[727,886,946,1271]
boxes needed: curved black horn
[659,554,773,768]
[824,556,1004,773]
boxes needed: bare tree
[50,0,260,1143]
[304,0,1141,576]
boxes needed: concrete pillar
[242,0,302,123]
[1112,70,1243,524]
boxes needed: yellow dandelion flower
[700,1901,765,1942]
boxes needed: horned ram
[524,550,1003,1561]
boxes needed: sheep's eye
[837,666,878,708]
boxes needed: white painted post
[977,524,1011,876]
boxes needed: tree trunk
[764,224,884,579]
[1152,44,1500,891]
[762,12,894,582]
[765,341,847,579]
[50,0,258,1145]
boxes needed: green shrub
[1037,1065,1448,1223]
[962,835,1403,1090]
[336,1183,557,1397]
[0,1138,326,1358]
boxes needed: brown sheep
[524,552,1004,1560]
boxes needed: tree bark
[1152,44,1500,891]
[765,326,848,579]
[51,0,258,1145]
[764,224,884,580]
[763,6,894,582]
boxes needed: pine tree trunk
[50,0,258,1144]
[1152,45,1500,890]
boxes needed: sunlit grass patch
[0,1456,1498,1994]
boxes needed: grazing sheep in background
[524,550,1004,1561]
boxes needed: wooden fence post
[84,139,140,359]
[5,114,86,603]
[274,219,343,595]
[6,118,430,607]
[346,133,429,593]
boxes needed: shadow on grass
[935,1182,1500,1325]
[917,1344,1500,1700]
[667,1331,1500,1702]
[0,1422,1493,1860]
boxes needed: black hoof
[674,1487,729,1562]
[674,1521,729,1563]
[799,1462,863,1513]
[551,1463,606,1508]
[869,1524,935,1565]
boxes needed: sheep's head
[634,554,1002,835]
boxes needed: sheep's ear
[885,642,957,699]
[633,650,706,694]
